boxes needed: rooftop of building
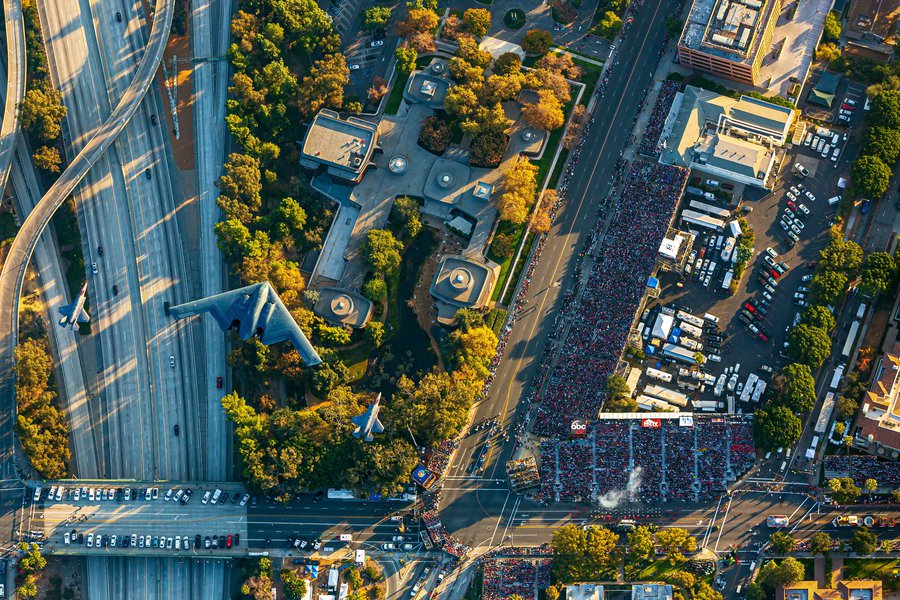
[658,85,791,184]
[404,70,453,108]
[846,0,900,46]
[301,110,378,175]
[680,0,779,64]
[430,254,498,324]
[857,342,900,455]
[778,580,882,600]
[313,287,374,329]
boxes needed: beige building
[658,85,795,188]
[779,580,882,600]
[429,255,499,325]
[678,0,782,85]
[856,342,900,458]
[313,288,374,329]
[300,109,379,184]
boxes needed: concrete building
[313,288,374,329]
[855,342,900,458]
[778,580,882,600]
[404,68,452,109]
[658,85,795,188]
[844,0,900,62]
[566,584,673,600]
[678,0,782,85]
[300,109,379,184]
[430,255,499,325]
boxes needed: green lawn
[489,221,527,302]
[385,71,411,115]
[572,56,604,101]
[844,558,900,580]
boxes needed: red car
[226,534,233,549]
[744,302,756,313]
[786,200,797,211]
[216,376,223,389]
[770,269,781,279]
[757,331,769,342]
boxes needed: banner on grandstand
[712,418,725,424]
[679,416,694,428]
[641,418,661,429]
[570,420,588,438]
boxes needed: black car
[145,168,152,179]
[195,534,201,548]
[115,11,122,21]
[220,492,229,504]
[98,245,103,256]
[174,424,179,436]
[231,493,239,504]
[251,495,258,507]
[150,114,158,126]
[113,285,119,296]
[234,533,240,547]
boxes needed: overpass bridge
[22,481,421,558]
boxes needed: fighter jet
[58,283,90,329]
[351,393,384,442]
[167,282,322,366]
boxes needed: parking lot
[642,125,851,413]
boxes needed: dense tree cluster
[551,524,621,582]
[15,542,46,599]
[860,251,898,296]
[851,90,900,198]
[242,557,274,600]
[15,339,70,479]
[746,558,805,600]
[418,116,452,154]
[498,160,539,224]
[223,385,417,497]
[522,29,553,55]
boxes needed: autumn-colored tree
[522,29,553,55]
[531,189,557,233]
[498,160,538,224]
[522,89,566,130]
[368,76,390,103]
[297,53,349,116]
[32,146,61,173]
[462,8,491,37]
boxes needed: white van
[804,133,812,146]
[211,489,222,505]
[703,313,720,324]
[32,487,41,503]
[202,491,211,505]
[706,179,720,187]
[831,132,840,145]
[832,147,840,162]
[827,195,841,205]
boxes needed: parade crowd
[824,455,900,489]
[481,558,552,600]
[532,162,689,436]
[638,80,682,158]
[538,417,756,503]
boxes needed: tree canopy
[551,524,620,583]
[787,323,832,369]
[860,251,897,296]
[753,406,802,451]
[775,363,816,413]
[851,155,891,198]
[800,305,836,332]
[364,229,404,277]
[522,29,553,55]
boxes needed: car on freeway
[150,114,158,126]
[91,262,98,274]
[217,376,223,389]
[169,355,176,368]
[174,424,180,436]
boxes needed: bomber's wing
[257,292,322,366]
[75,306,90,324]
[370,416,384,434]
[168,288,247,331]
[57,303,75,327]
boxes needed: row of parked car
[34,485,253,508]
[75,531,239,550]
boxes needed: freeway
[0,0,175,478]
[0,0,25,198]
[439,0,681,545]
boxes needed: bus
[841,321,860,358]
[828,365,845,391]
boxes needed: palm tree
[843,435,853,478]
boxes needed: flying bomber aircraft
[351,393,384,442]
[57,283,90,329]
[167,282,322,366]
